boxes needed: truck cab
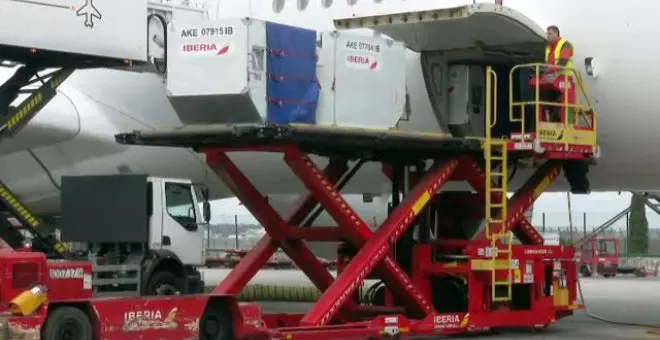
[59,174,210,297]
[149,176,207,266]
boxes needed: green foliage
[628,194,649,254]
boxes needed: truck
[578,237,646,278]
[23,174,211,297]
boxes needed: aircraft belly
[0,151,63,214]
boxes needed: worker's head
[546,25,560,43]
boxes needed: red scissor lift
[111,65,595,336]
[0,63,596,339]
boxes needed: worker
[541,25,575,124]
[545,25,574,72]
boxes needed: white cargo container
[316,31,406,129]
[166,17,407,129]
[447,65,486,137]
[0,0,147,61]
[167,17,269,125]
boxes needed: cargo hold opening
[334,4,548,138]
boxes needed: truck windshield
[164,182,196,226]
[596,239,616,256]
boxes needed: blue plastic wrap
[265,22,319,125]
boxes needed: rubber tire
[42,306,92,340]
[145,270,185,296]
[200,301,233,340]
[634,268,646,278]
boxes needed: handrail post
[485,66,492,141]
[534,64,540,138]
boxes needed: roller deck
[116,123,482,160]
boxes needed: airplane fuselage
[0,0,656,218]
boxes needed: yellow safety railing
[508,63,598,150]
[484,66,513,303]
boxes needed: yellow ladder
[483,139,513,302]
[484,66,513,303]
[491,232,514,302]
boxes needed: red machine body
[0,250,93,313]
[0,142,585,340]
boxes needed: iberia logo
[346,55,380,71]
[217,44,230,56]
[182,43,230,56]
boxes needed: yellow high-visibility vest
[545,38,574,74]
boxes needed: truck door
[159,180,205,266]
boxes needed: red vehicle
[578,237,646,278]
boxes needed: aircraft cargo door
[335,3,548,138]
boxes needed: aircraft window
[165,182,196,228]
[272,0,285,13]
[322,0,333,8]
[298,0,309,10]
[347,0,358,5]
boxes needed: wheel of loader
[200,299,233,340]
[42,306,93,340]
[145,270,185,296]
[634,268,646,278]
[431,276,468,313]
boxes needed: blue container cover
[265,22,319,125]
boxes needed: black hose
[577,277,660,329]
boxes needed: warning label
[345,54,380,71]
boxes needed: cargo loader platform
[109,68,595,336]
[116,124,482,161]
[113,61,599,338]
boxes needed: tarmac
[201,268,660,339]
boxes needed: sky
[209,192,660,231]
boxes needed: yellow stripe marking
[412,191,431,215]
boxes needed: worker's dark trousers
[540,89,562,122]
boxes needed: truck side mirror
[203,201,211,223]
[201,187,210,201]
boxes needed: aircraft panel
[0,0,147,61]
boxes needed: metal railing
[507,63,598,149]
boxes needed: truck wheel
[145,270,185,296]
[43,306,92,340]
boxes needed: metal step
[0,68,73,138]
